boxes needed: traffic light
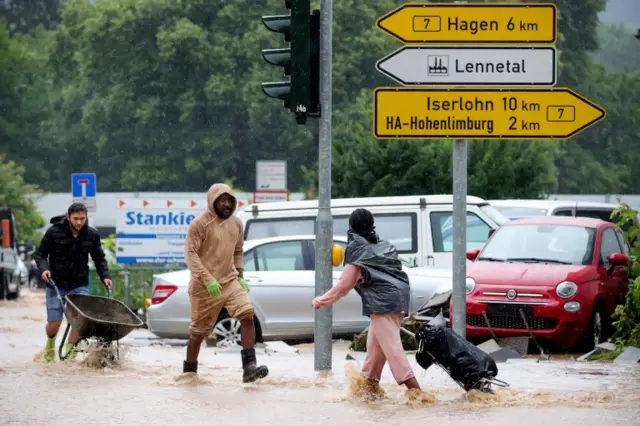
[261,1,320,125]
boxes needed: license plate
[486,303,533,318]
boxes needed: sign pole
[452,138,467,338]
[450,0,469,341]
[314,0,333,372]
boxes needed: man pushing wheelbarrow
[33,203,113,362]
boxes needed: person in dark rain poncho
[312,208,421,391]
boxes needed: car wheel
[580,304,605,352]
[213,317,242,347]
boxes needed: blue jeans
[45,286,89,322]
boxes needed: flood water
[1,289,639,425]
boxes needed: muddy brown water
[1,289,639,425]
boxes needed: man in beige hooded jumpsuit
[183,183,268,383]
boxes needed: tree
[0,0,60,35]
[610,201,640,349]
[331,90,559,199]
[0,18,57,187]
[0,155,46,240]
[594,22,640,72]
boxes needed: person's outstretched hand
[311,297,322,310]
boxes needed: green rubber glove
[239,277,250,293]
[206,280,222,297]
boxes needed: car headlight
[465,277,476,295]
[556,281,578,299]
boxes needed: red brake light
[151,284,178,305]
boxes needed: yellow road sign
[377,3,557,44]
[373,88,606,140]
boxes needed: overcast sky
[599,0,640,29]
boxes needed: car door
[614,228,632,299]
[309,239,369,332]
[597,227,629,314]
[426,207,493,268]
[242,240,315,337]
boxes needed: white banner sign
[256,160,287,190]
[115,196,248,264]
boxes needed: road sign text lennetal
[373,88,606,140]
[376,3,557,44]
[376,46,557,86]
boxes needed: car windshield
[479,223,596,265]
[479,204,510,226]
[492,205,549,219]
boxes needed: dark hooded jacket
[344,232,411,317]
[33,215,110,291]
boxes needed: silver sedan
[145,235,453,345]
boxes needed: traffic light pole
[314,0,333,372]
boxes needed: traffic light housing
[261,1,320,125]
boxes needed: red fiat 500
[457,216,630,351]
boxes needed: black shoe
[183,360,198,373]
[241,348,269,383]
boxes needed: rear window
[245,213,418,253]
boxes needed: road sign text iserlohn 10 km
[376,3,557,44]
[372,88,606,140]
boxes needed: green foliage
[0,0,639,199]
[593,22,640,72]
[610,201,640,348]
[0,154,46,240]
[331,91,559,199]
[349,321,420,352]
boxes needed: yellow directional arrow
[377,3,557,44]
[373,88,606,140]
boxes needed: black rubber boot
[183,360,198,374]
[241,348,269,383]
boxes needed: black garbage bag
[415,323,499,392]
[344,233,411,316]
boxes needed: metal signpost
[314,0,333,372]
[259,0,331,371]
[373,2,606,338]
[71,172,97,213]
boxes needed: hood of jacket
[50,214,66,225]
[206,183,237,219]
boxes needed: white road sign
[376,46,557,86]
[256,160,287,190]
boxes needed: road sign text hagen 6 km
[373,88,606,140]
[376,3,557,44]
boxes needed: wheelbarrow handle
[48,278,65,305]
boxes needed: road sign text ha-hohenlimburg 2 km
[376,3,557,44]
[376,46,557,86]
[372,88,606,140]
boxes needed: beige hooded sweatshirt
[184,183,244,289]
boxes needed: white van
[236,195,509,269]
[489,199,639,228]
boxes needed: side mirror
[331,244,345,267]
[466,249,480,261]
[488,228,496,238]
[608,253,629,266]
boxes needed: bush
[610,201,640,348]
[349,319,422,352]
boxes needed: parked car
[458,216,631,351]
[237,194,509,269]
[145,235,453,345]
[489,199,639,231]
